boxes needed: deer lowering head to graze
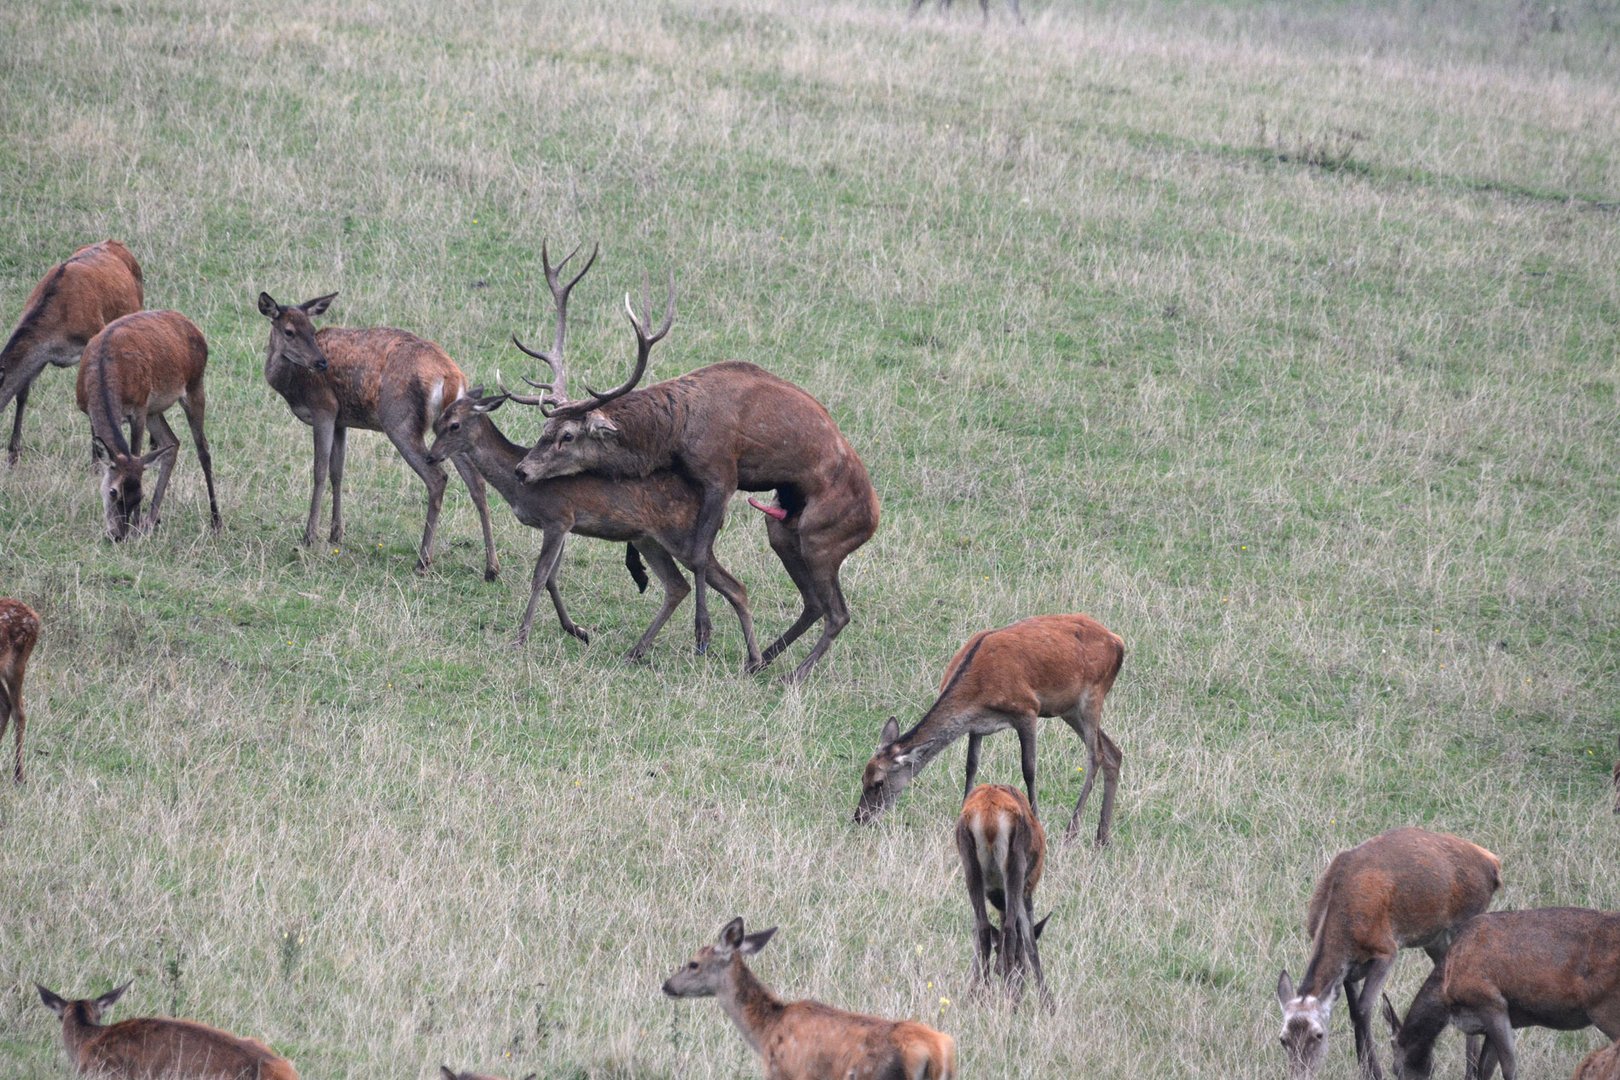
[0,598,40,783]
[957,783,1052,1009]
[1,240,142,466]
[663,917,957,1080]
[257,290,497,579]
[854,613,1126,845]
[1276,827,1501,1080]
[1574,1041,1620,1080]
[38,981,298,1079]
[75,310,221,540]
[509,255,878,682]
[440,1066,536,1080]
[1381,907,1620,1080]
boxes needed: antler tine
[517,239,600,411]
[495,368,548,408]
[583,270,676,404]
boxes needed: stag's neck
[602,386,688,473]
[717,958,787,1058]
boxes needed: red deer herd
[2,238,1616,1080]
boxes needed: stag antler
[576,271,675,407]
[509,239,598,413]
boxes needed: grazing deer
[509,258,878,683]
[1276,827,1501,1080]
[440,1067,536,1080]
[38,981,298,1079]
[853,613,1126,845]
[1,240,142,466]
[1381,907,1620,1080]
[908,0,1024,25]
[957,783,1052,1008]
[257,291,497,579]
[1575,1041,1620,1080]
[662,918,957,1080]
[75,310,221,540]
[0,598,40,783]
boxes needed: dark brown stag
[426,245,761,663]
[509,261,877,683]
[258,291,498,578]
[1,240,143,466]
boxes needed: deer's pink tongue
[748,497,788,521]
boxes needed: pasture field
[2,0,1618,1076]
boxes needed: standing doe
[957,783,1052,1008]
[76,310,221,540]
[1381,907,1620,1080]
[38,981,298,1079]
[854,613,1126,845]
[1,240,142,465]
[1276,827,1501,1080]
[0,598,40,783]
[662,918,957,1080]
[257,291,497,579]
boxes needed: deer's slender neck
[1393,968,1448,1076]
[893,634,990,770]
[716,957,787,1058]
[458,414,528,505]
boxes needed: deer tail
[625,543,649,593]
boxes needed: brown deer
[441,1067,536,1080]
[662,918,957,1080]
[853,613,1126,845]
[1575,1042,1620,1080]
[957,783,1052,1008]
[0,598,40,783]
[257,291,497,579]
[1381,907,1620,1080]
[38,981,298,1079]
[1276,827,1501,1080]
[509,259,878,683]
[75,310,221,540]
[1,240,142,466]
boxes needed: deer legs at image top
[1063,698,1123,846]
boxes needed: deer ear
[37,985,69,1017]
[473,395,507,414]
[91,436,111,463]
[142,443,177,467]
[257,292,281,318]
[879,715,901,748]
[740,926,777,956]
[439,1067,457,1080]
[585,411,619,439]
[1277,969,1295,1005]
[719,917,746,951]
[96,982,131,1011]
[1032,912,1052,941]
[300,292,337,317]
[1380,993,1400,1034]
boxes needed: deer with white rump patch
[1276,826,1501,1080]
[0,598,40,783]
[1,240,142,466]
[258,290,497,579]
[38,981,298,1079]
[76,310,221,540]
[663,917,957,1080]
[958,783,1052,1008]
[1381,907,1620,1080]
[854,613,1126,845]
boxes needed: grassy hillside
[1,0,1617,1076]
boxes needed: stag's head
[426,388,503,467]
[1276,970,1335,1079]
[258,291,335,372]
[38,981,130,1025]
[853,716,922,824]
[92,437,173,540]
[662,918,777,999]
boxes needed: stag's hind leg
[757,514,823,670]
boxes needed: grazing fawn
[440,1067,536,1080]
[663,918,957,1080]
[257,291,497,579]
[0,598,40,783]
[1574,1041,1620,1080]
[1,239,142,465]
[854,613,1126,845]
[1277,827,1501,1080]
[1381,907,1620,1080]
[38,981,298,1079]
[75,310,221,540]
[957,783,1052,1008]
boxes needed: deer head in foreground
[0,597,40,782]
[663,918,958,1080]
[38,981,299,1079]
[855,613,1126,845]
[1276,826,1501,1080]
[957,783,1053,1009]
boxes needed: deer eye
[560,431,574,443]
[283,327,294,337]
[450,422,460,431]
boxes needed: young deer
[1381,907,1620,1080]
[1,239,142,465]
[0,598,40,783]
[957,783,1052,1008]
[853,613,1126,845]
[75,310,221,540]
[38,981,298,1079]
[662,918,957,1080]
[1574,1041,1620,1080]
[509,255,878,682]
[440,1067,536,1080]
[1276,827,1501,1080]
[257,291,497,579]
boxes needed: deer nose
[314,358,329,372]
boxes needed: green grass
[2,0,1618,1076]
